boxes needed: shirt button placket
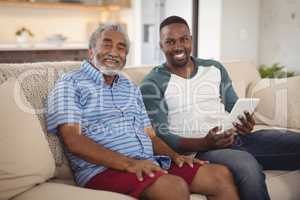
[133,117,146,155]
[112,86,124,117]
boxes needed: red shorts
[85,162,201,199]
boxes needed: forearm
[145,126,210,154]
[177,137,210,152]
[151,136,179,159]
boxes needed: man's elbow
[65,135,83,154]
[58,124,83,154]
[58,132,80,154]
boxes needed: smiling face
[160,23,192,69]
[89,29,127,74]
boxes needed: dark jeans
[196,129,300,200]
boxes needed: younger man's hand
[172,154,209,168]
[233,110,255,135]
[205,127,235,149]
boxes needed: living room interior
[0,0,299,75]
[0,0,299,200]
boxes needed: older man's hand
[125,159,167,182]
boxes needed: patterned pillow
[247,77,300,129]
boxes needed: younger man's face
[160,23,192,68]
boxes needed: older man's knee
[210,164,236,194]
[142,175,189,200]
[158,175,189,196]
[215,165,234,182]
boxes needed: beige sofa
[0,61,299,200]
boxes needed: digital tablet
[220,98,260,132]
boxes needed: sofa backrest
[123,61,261,98]
[221,61,261,97]
[0,60,260,180]
[122,65,154,85]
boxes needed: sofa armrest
[247,76,300,129]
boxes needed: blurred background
[0,0,299,75]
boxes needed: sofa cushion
[0,78,55,200]
[11,182,135,200]
[247,77,300,129]
[265,170,300,200]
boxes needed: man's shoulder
[142,64,170,85]
[195,58,225,69]
[58,68,87,84]
[195,58,230,78]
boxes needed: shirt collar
[81,60,120,85]
[160,56,199,78]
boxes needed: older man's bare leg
[140,164,239,200]
[190,164,239,200]
[140,174,190,200]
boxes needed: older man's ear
[88,48,94,61]
[159,41,163,50]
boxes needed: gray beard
[93,58,121,76]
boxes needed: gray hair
[88,23,130,54]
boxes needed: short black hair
[159,16,190,31]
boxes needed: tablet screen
[221,98,260,132]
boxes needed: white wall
[140,0,160,65]
[259,0,300,74]
[221,0,260,64]
[198,0,260,62]
[164,0,193,31]
[198,0,222,60]
[199,0,300,75]
[132,0,142,65]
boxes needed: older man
[46,24,239,200]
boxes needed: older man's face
[91,30,127,72]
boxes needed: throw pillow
[247,77,300,129]
[0,78,55,200]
